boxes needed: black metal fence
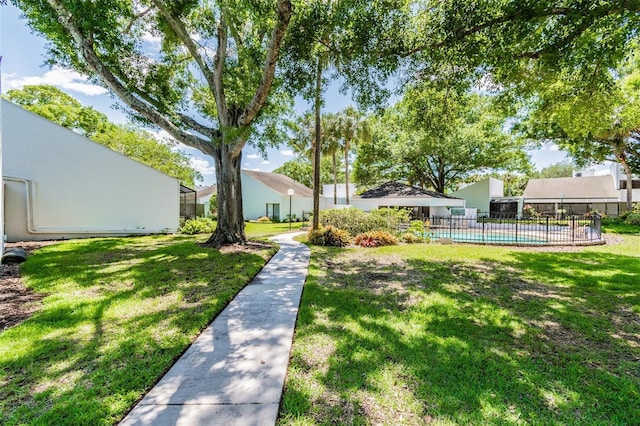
[414,214,603,245]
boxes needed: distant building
[351,182,465,220]
[451,178,504,213]
[241,170,319,221]
[322,183,357,205]
[574,161,640,207]
[523,175,621,216]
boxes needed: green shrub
[179,217,216,234]
[318,207,409,235]
[409,220,425,234]
[401,232,424,243]
[307,226,351,247]
[625,211,640,226]
[354,230,399,247]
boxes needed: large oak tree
[12,0,293,245]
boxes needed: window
[266,203,280,221]
[619,180,640,189]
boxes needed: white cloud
[540,142,561,152]
[190,157,215,176]
[3,67,108,96]
[247,153,260,159]
[262,160,270,165]
[281,150,294,157]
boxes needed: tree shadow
[1,235,277,425]
[281,248,640,425]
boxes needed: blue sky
[1,3,568,187]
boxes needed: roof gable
[357,182,460,199]
[242,170,313,197]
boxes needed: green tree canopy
[5,85,200,187]
[358,84,530,194]
[536,161,576,179]
[273,157,339,190]
[517,65,640,209]
[12,0,294,245]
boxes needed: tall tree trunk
[205,146,246,245]
[620,155,634,211]
[332,152,338,205]
[312,57,322,230]
[344,138,350,205]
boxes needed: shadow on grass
[280,247,639,425]
[1,235,277,426]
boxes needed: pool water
[429,231,547,244]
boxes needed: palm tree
[288,112,315,160]
[335,107,370,204]
[322,113,343,204]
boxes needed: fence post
[515,216,518,243]
[546,216,549,243]
[571,216,575,244]
[482,216,485,243]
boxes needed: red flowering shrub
[354,230,398,247]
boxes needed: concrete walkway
[120,232,310,426]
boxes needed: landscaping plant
[354,230,399,247]
[307,226,351,247]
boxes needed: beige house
[523,175,621,216]
[2,99,180,242]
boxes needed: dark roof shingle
[357,182,460,199]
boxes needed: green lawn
[245,221,305,237]
[0,234,277,425]
[279,236,640,425]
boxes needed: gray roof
[242,170,313,197]
[523,175,620,200]
[196,185,217,199]
[356,182,461,199]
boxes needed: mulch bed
[0,242,55,332]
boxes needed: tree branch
[402,3,639,57]
[214,15,229,125]
[45,0,214,155]
[124,6,153,35]
[151,0,219,105]
[238,0,292,126]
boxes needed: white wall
[0,99,3,253]
[241,172,314,220]
[2,100,179,242]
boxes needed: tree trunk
[205,146,247,245]
[312,57,322,230]
[332,152,338,205]
[621,157,634,211]
[344,138,350,205]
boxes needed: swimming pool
[429,231,547,244]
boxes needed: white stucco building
[2,99,180,242]
[350,182,465,219]
[451,178,504,213]
[241,170,317,221]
